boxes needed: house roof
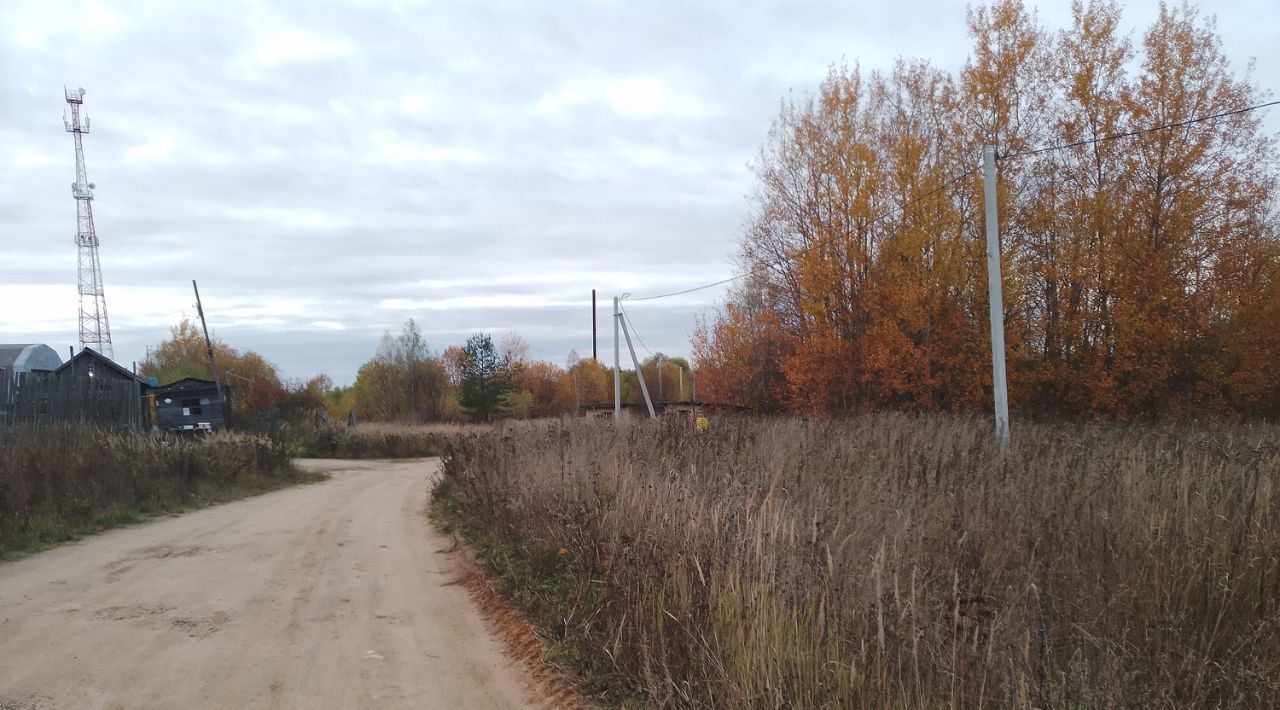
[581,402,646,410]
[581,400,748,410]
[52,348,141,382]
[661,400,749,410]
[147,377,229,395]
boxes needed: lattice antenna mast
[64,87,113,359]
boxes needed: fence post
[0,371,8,426]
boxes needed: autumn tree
[140,317,286,424]
[638,353,691,402]
[565,354,611,410]
[695,0,1280,419]
[691,286,791,411]
[348,320,450,421]
[1107,1,1274,416]
[508,360,568,418]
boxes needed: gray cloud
[2,0,1276,384]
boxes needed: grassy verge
[438,415,1280,708]
[431,488,646,708]
[1,425,324,560]
[277,421,480,459]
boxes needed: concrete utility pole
[657,354,663,401]
[618,308,656,418]
[613,296,622,418]
[982,145,1011,447]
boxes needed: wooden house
[52,347,140,384]
[9,348,148,430]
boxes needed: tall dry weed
[1,425,299,556]
[439,415,1280,708]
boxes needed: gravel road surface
[0,458,539,710]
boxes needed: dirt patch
[169,610,230,638]
[137,544,206,559]
[93,604,174,622]
[448,548,585,710]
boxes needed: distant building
[0,343,63,382]
[659,401,749,419]
[579,400,750,420]
[580,402,647,419]
[52,347,141,384]
[147,377,231,433]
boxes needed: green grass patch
[431,490,647,708]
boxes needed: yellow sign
[695,416,709,431]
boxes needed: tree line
[693,0,1280,419]
[140,317,689,424]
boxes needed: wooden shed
[147,377,231,433]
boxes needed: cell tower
[64,87,113,359]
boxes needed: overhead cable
[1000,98,1280,162]
[628,96,1279,302]
[629,166,979,301]
[620,306,654,356]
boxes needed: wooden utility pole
[192,279,227,416]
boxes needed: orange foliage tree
[140,317,288,424]
[694,0,1280,419]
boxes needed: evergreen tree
[458,333,511,422]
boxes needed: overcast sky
[1,1,1275,385]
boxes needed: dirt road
[0,459,541,710]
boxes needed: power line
[628,273,744,302]
[629,165,979,301]
[620,306,654,357]
[1000,98,1280,162]
[628,97,1278,304]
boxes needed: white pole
[619,313,657,418]
[657,354,663,402]
[613,296,621,418]
[982,145,1011,446]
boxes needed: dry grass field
[436,415,1280,708]
[0,425,311,558]
[278,421,483,459]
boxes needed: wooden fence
[0,369,143,430]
